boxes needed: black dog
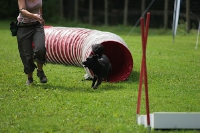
[82,54,112,89]
[92,43,104,56]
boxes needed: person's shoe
[37,70,47,83]
[26,77,33,85]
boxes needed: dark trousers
[17,23,46,74]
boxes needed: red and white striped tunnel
[44,26,133,82]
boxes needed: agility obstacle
[137,12,200,131]
[138,112,200,129]
[44,26,133,82]
[136,12,151,133]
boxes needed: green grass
[0,21,200,133]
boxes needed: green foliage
[0,0,61,22]
[42,0,61,22]
[0,1,19,19]
[1,21,200,132]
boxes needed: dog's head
[82,55,98,68]
[92,44,104,56]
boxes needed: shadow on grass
[15,70,140,92]
[123,70,140,83]
[26,80,125,93]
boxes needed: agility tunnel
[44,26,133,82]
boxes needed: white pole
[172,0,181,43]
[195,21,200,49]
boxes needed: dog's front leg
[93,78,102,89]
[91,76,97,88]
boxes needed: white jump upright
[195,20,200,49]
[138,112,200,129]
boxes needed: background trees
[0,0,200,29]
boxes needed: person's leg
[37,63,43,71]
[17,27,36,85]
[33,24,47,83]
[26,73,33,85]
[36,63,47,83]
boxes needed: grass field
[0,20,200,133]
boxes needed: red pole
[144,12,151,126]
[136,18,145,115]
[136,57,144,115]
[136,12,151,129]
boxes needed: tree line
[0,0,200,29]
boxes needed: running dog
[82,54,112,89]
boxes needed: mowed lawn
[0,21,200,133]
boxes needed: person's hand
[33,14,45,25]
